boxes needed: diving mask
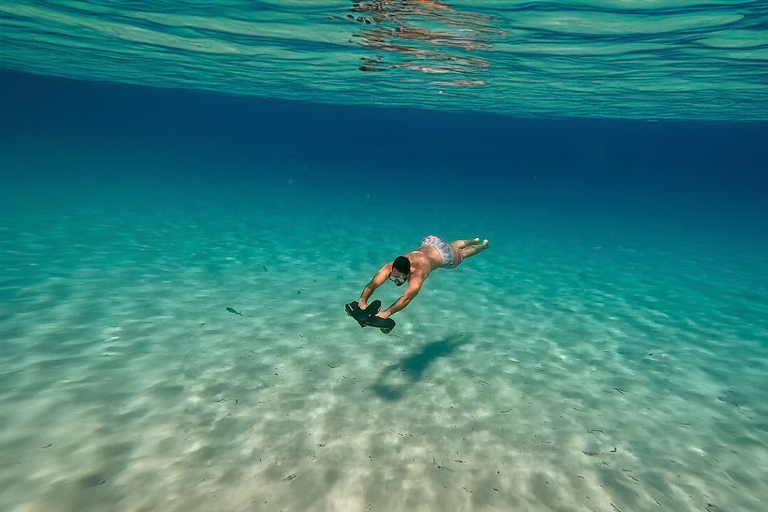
[389,273,407,286]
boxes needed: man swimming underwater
[358,236,489,320]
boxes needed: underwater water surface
[1,0,768,119]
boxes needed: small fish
[226,307,242,316]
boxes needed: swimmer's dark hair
[393,256,410,275]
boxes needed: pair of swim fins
[345,300,396,334]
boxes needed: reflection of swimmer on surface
[349,0,502,35]
[350,0,451,17]
[343,0,502,76]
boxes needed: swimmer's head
[389,256,410,286]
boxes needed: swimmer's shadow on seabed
[372,334,471,401]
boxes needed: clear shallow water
[1,0,768,119]
[2,2,768,512]
[1,164,767,511]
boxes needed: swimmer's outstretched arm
[379,282,421,319]
[359,264,391,310]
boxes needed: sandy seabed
[1,199,767,512]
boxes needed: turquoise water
[1,0,767,119]
[2,2,768,512]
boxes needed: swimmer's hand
[376,310,391,319]
[358,299,368,311]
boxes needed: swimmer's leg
[451,238,481,249]
[455,238,489,259]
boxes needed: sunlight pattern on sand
[1,184,767,512]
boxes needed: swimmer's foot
[461,238,489,258]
